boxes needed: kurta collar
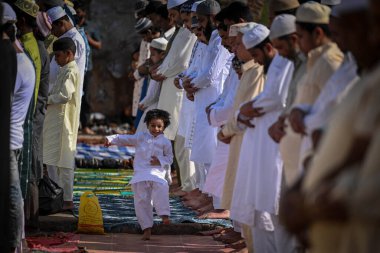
[241,59,257,72]
[61,60,76,71]
[61,27,77,39]
[307,42,336,69]
[164,26,176,40]
[145,131,164,139]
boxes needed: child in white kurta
[105,109,173,240]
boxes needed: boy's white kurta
[136,79,161,133]
[190,30,232,164]
[49,27,86,95]
[132,40,151,117]
[203,67,240,199]
[107,132,173,184]
[43,61,81,169]
[230,54,294,226]
[157,27,197,140]
[107,132,173,230]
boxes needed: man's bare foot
[83,127,95,135]
[196,203,214,215]
[161,215,170,225]
[183,195,212,209]
[226,240,246,250]
[62,201,74,210]
[198,209,230,219]
[172,189,188,197]
[181,188,202,200]
[142,228,151,241]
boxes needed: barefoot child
[105,109,173,240]
[43,37,81,210]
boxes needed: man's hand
[183,77,199,94]
[186,92,194,101]
[138,64,149,76]
[151,68,166,81]
[237,113,255,128]
[217,130,232,144]
[268,116,286,143]
[239,101,265,119]
[104,138,111,147]
[173,77,183,89]
[289,108,306,135]
[150,156,161,166]
[138,103,145,111]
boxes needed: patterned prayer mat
[73,168,232,232]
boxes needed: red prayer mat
[26,232,84,253]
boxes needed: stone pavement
[79,233,246,253]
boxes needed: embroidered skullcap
[180,0,196,13]
[151,37,168,51]
[242,23,270,49]
[269,0,299,12]
[196,0,221,16]
[269,14,296,40]
[14,0,39,18]
[135,17,153,33]
[36,11,51,37]
[1,2,17,24]
[191,0,204,12]
[296,1,331,24]
[47,6,66,22]
[334,0,368,15]
[321,0,341,6]
[167,0,187,9]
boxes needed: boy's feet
[142,228,151,241]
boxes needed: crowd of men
[1,0,380,252]
[130,0,380,252]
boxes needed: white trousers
[132,181,170,230]
[174,135,196,192]
[252,213,297,253]
[233,220,242,233]
[194,163,210,191]
[212,195,221,209]
[47,165,74,201]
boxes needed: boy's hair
[224,2,253,23]
[53,37,77,55]
[144,109,171,128]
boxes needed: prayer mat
[26,232,83,253]
[75,143,135,168]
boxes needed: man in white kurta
[43,55,81,205]
[231,24,295,252]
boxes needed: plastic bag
[77,191,105,234]
[39,175,64,215]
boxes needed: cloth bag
[38,175,64,215]
[77,191,105,234]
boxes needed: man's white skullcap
[191,0,204,12]
[135,17,153,33]
[321,0,341,6]
[334,0,368,15]
[242,23,270,50]
[1,2,17,24]
[36,11,52,37]
[196,0,221,16]
[151,37,168,51]
[296,1,331,24]
[47,6,66,22]
[167,0,187,9]
[270,14,296,40]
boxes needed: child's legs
[57,167,74,202]
[132,182,154,230]
[151,182,170,217]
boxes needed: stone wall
[87,0,140,120]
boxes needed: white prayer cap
[47,6,67,22]
[269,14,296,40]
[296,1,330,24]
[196,0,221,16]
[135,17,153,33]
[321,0,341,6]
[334,0,368,15]
[167,0,187,9]
[242,23,270,50]
[151,37,168,51]
[228,23,247,37]
[36,11,52,37]
[191,0,204,12]
[1,2,17,24]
